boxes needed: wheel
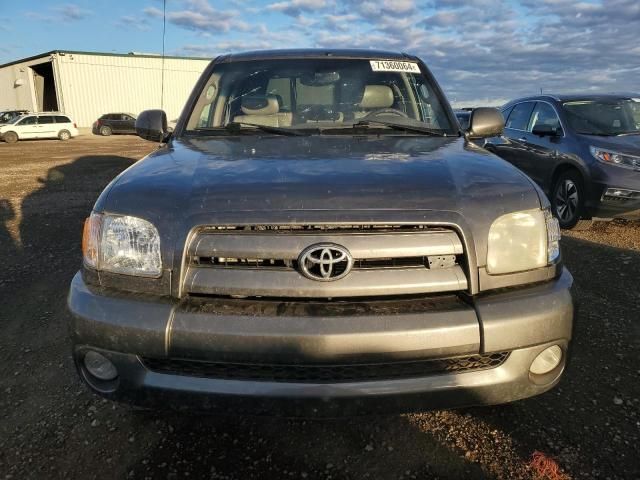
[551,170,584,229]
[58,130,71,141]
[3,131,18,143]
[100,125,112,136]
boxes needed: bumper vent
[142,352,509,384]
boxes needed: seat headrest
[241,95,280,115]
[359,85,394,109]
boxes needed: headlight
[487,208,560,275]
[82,213,162,277]
[590,146,640,171]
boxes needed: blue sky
[1,0,639,104]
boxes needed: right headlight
[486,208,560,275]
[82,212,162,277]
[590,146,640,171]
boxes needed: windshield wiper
[617,130,640,136]
[350,119,449,136]
[224,122,308,136]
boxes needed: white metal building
[0,50,211,127]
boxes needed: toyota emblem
[298,243,353,281]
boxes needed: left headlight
[590,146,640,171]
[82,213,162,277]
[486,208,560,275]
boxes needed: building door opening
[31,62,58,112]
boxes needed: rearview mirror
[532,124,560,137]
[135,109,168,142]
[466,107,504,139]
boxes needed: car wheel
[551,170,584,229]
[100,125,112,136]
[3,131,18,143]
[58,130,71,141]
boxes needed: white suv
[0,113,80,143]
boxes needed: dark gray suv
[67,49,573,416]
[486,94,640,228]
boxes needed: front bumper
[586,164,640,219]
[68,269,574,416]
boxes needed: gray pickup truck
[67,49,573,416]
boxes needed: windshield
[562,99,640,135]
[185,58,455,135]
[455,112,470,130]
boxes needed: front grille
[183,223,469,298]
[192,255,458,270]
[142,352,509,383]
[200,224,448,233]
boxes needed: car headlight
[82,213,162,277]
[590,146,640,171]
[487,208,560,275]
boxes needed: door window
[54,116,71,123]
[505,102,535,130]
[38,116,55,124]
[17,116,37,125]
[501,105,514,122]
[528,102,561,133]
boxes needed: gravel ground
[0,136,638,480]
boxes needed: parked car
[0,112,79,143]
[93,113,137,136]
[485,94,640,228]
[0,110,29,125]
[68,49,573,416]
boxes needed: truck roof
[223,48,414,62]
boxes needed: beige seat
[353,85,395,120]
[233,95,292,127]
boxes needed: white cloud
[268,0,333,16]
[160,0,640,104]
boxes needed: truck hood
[99,135,542,267]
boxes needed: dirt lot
[1,135,638,480]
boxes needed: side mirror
[532,124,560,137]
[466,107,504,139]
[135,109,168,142]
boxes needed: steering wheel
[361,108,409,120]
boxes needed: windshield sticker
[370,60,421,73]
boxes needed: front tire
[3,131,18,143]
[58,130,71,141]
[551,170,584,229]
[100,125,112,136]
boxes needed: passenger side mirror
[532,124,560,137]
[135,109,168,142]
[466,107,504,139]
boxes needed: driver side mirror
[466,108,504,139]
[532,124,561,137]
[135,109,168,142]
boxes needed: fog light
[530,345,563,375]
[602,188,640,200]
[84,351,118,381]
